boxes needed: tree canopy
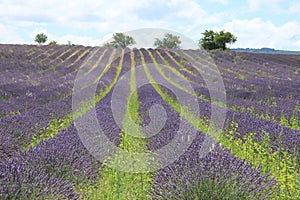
[35,33,48,45]
[154,33,181,49]
[104,33,136,48]
[199,30,237,50]
[48,40,57,45]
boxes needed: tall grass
[220,119,300,199]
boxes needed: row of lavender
[0,45,298,199]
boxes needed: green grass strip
[93,48,117,84]
[81,49,153,200]
[153,50,212,104]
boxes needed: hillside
[232,47,300,55]
[0,44,299,199]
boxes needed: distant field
[0,44,299,199]
[232,47,300,55]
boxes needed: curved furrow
[93,48,118,84]
[140,49,299,199]
[173,50,300,131]
[0,47,96,118]
[46,47,75,66]
[83,48,108,75]
[29,48,125,148]
[27,45,56,59]
[0,48,124,157]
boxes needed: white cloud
[0,0,298,50]
[208,0,228,5]
[56,35,106,46]
[222,18,300,50]
[0,23,27,44]
[247,0,293,12]
[0,0,229,46]
[289,2,300,13]
[124,28,198,49]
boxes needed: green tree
[35,33,48,45]
[199,30,217,50]
[154,33,181,49]
[104,33,136,48]
[199,30,237,50]
[214,30,237,50]
[48,40,57,45]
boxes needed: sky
[0,0,300,50]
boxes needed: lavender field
[0,44,299,199]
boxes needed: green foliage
[48,40,57,45]
[177,175,262,200]
[80,166,153,200]
[104,33,136,48]
[199,30,217,50]
[154,33,181,49]
[280,108,300,130]
[34,33,48,45]
[199,30,237,50]
[220,122,300,199]
[0,92,8,101]
[30,117,66,148]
